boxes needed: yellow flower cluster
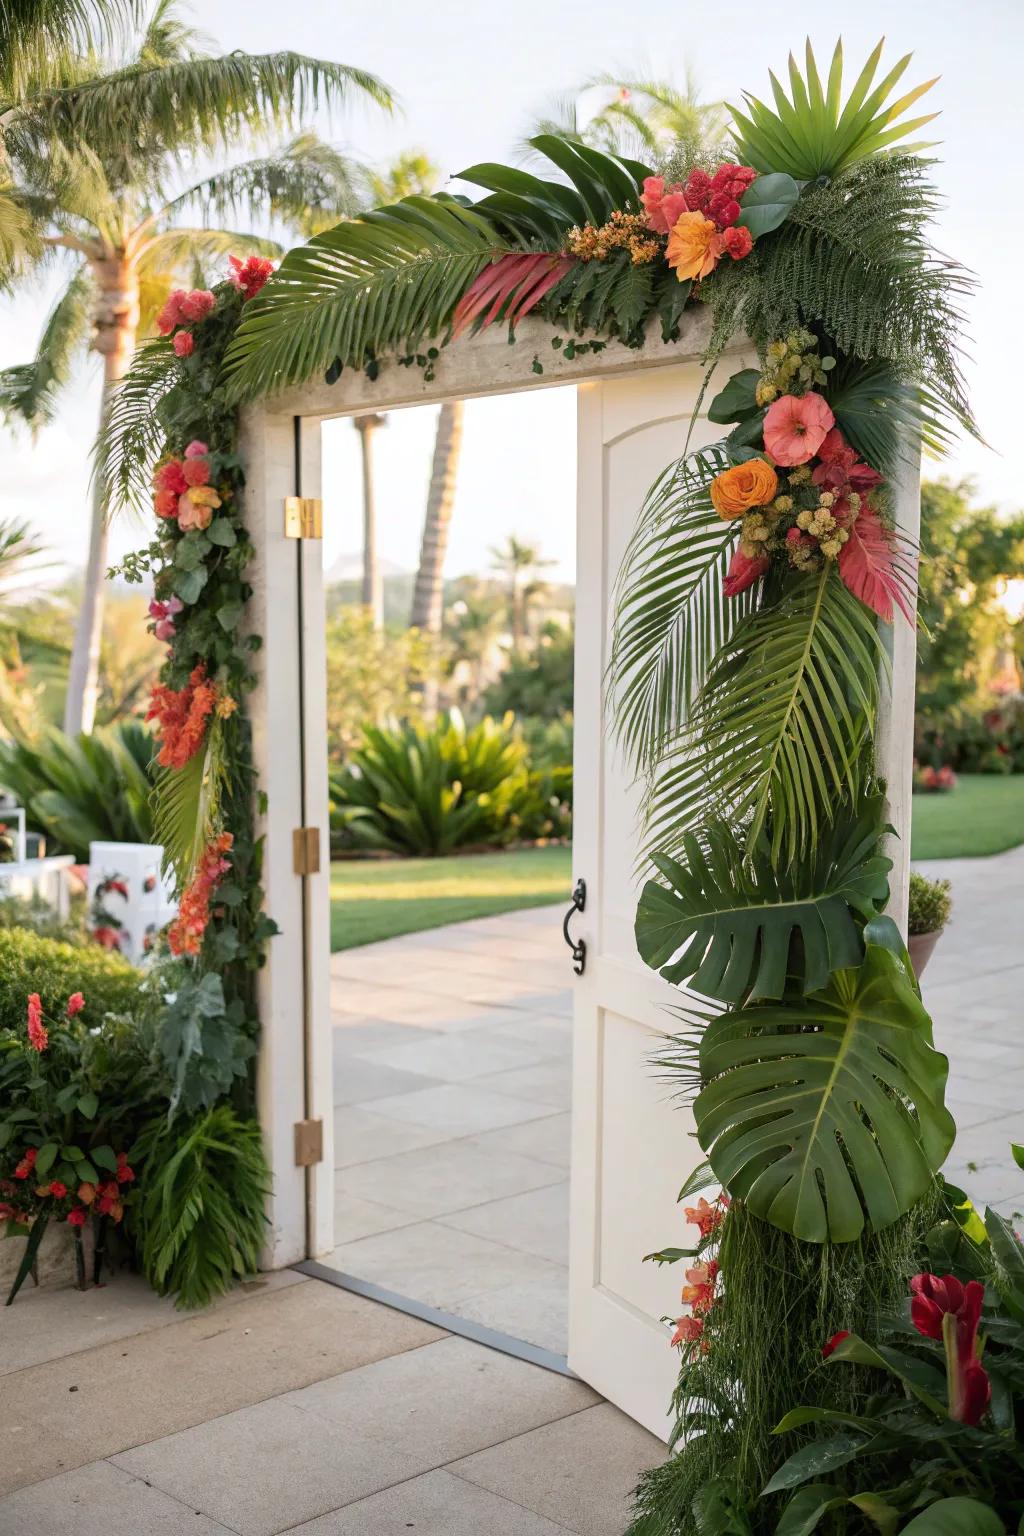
[565,211,661,265]
[755,329,832,407]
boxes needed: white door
[568,359,743,1438]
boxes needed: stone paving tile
[283,1469,575,1535]
[358,1027,545,1083]
[450,1402,667,1536]
[331,1103,453,1169]
[472,1058,573,1111]
[332,1187,420,1245]
[0,1460,234,1536]
[325,1221,565,1311]
[439,1182,570,1266]
[454,1271,570,1357]
[363,1081,556,1137]
[467,1113,572,1170]
[3,1278,442,1496]
[330,1054,443,1107]
[335,1137,564,1221]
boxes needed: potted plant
[907,870,953,978]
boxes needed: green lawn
[911,773,1024,860]
[329,845,573,950]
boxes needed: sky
[1,0,1020,585]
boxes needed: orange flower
[168,832,234,956]
[670,1315,704,1348]
[666,211,723,282]
[684,1195,726,1238]
[146,664,219,770]
[710,459,779,519]
[682,1260,719,1316]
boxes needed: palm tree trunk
[410,400,464,633]
[354,413,385,631]
[64,258,138,736]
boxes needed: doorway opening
[317,387,578,1364]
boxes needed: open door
[568,359,743,1437]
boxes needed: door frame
[237,307,919,1294]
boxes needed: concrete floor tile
[450,1402,667,1536]
[332,1104,452,1168]
[324,1221,565,1310]
[364,1082,555,1136]
[488,1015,573,1059]
[468,1113,572,1169]
[472,1059,573,1111]
[331,1054,442,1107]
[455,1272,570,1356]
[331,1019,444,1056]
[113,1397,429,1536]
[285,1335,596,1463]
[0,1460,234,1536]
[361,1028,545,1084]
[330,985,522,1032]
[332,1187,420,1244]
[335,1138,563,1220]
[3,1280,442,1495]
[283,1469,575,1535]
[440,1181,570,1266]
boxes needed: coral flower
[182,456,211,488]
[177,484,221,532]
[26,993,47,1051]
[723,545,769,597]
[684,1195,726,1238]
[173,331,194,358]
[228,254,275,299]
[682,1261,719,1316]
[710,459,779,519]
[666,211,723,282]
[66,992,85,1018]
[78,1182,96,1205]
[670,1315,704,1348]
[763,392,835,465]
[641,176,689,235]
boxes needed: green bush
[907,871,953,936]
[330,709,550,856]
[0,721,154,858]
[0,927,142,1029]
[482,623,574,721]
[130,1106,269,1309]
[916,699,1024,775]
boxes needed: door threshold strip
[293,1260,575,1378]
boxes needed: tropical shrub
[917,700,1024,775]
[0,721,155,857]
[130,1106,269,1310]
[330,710,551,855]
[482,624,574,721]
[0,928,141,1029]
[325,608,435,762]
[907,871,953,937]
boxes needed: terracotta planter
[908,928,942,979]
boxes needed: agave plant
[728,38,939,181]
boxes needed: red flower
[92,925,121,950]
[173,331,194,358]
[116,1152,135,1185]
[48,1181,68,1199]
[155,458,188,496]
[26,992,47,1052]
[228,254,275,300]
[14,1147,37,1180]
[179,289,215,323]
[910,1273,991,1426]
[641,176,689,235]
[707,192,741,228]
[684,163,756,227]
[822,1330,850,1358]
[66,992,85,1018]
[67,1207,87,1227]
[720,225,753,261]
[723,545,768,597]
[811,428,883,495]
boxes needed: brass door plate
[284,496,323,539]
[293,826,321,876]
[294,1118,323,1167]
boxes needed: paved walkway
[328,906,573,1355]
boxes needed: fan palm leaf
[609,443,755,777]
[694,937,955,1242]
[644,567,885,867]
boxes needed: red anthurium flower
[822,1330,850,1359]
[910,1273,991,1426]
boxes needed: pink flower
[763,392,835,466]
[66,992,85,1018]
[641,176,689,236]
[184,440,209,459]
[26,993,47,1052]
[173,331,194,358]
[670,1315,704,1348]
[723,545,768,597]
[67,1207,87,1227]
[182,456,210,487]
[227,254,274,299]
[179,289,215,323]
[155,290,187,335]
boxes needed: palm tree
[409,400,464,634]
[489,536,556,650]
[521,71,726,163]
[352,412,385,630]
[0,0,391,733]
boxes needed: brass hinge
[284,496,323,539]
[292,826,321,876]
[294,1118,323,1167]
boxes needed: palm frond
[609,444,755,776]
[154,132,364,233]
[134,227,280,283]
[728,38,939,180]
[828,358,951,470]
[96,336,177,512]
[0,262,93,426]
[152,716,227,886]
[644,567,885,867]
[222,196,509,399]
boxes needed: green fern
[644,567,884,867]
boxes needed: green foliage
[482,626,574,721]
[635,794,891,1005]
[131,1105,269,1309]
[326,608,435,762]
[331,710,539,856]
[644,567,883,868]
[695,939,955,1242]
[141,962,257,1117]
[0,926,140,1029]
[0,720,154,858]
[728,39,938,180]
[907,872,952,937]
[610,444,755,778]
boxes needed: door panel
[568,358,748,1437]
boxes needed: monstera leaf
[635,798,891,1004]
[694,939,955,1242]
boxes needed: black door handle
[562,878,586,975]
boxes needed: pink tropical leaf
[452,253,575,339]
[837,508,916,624]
